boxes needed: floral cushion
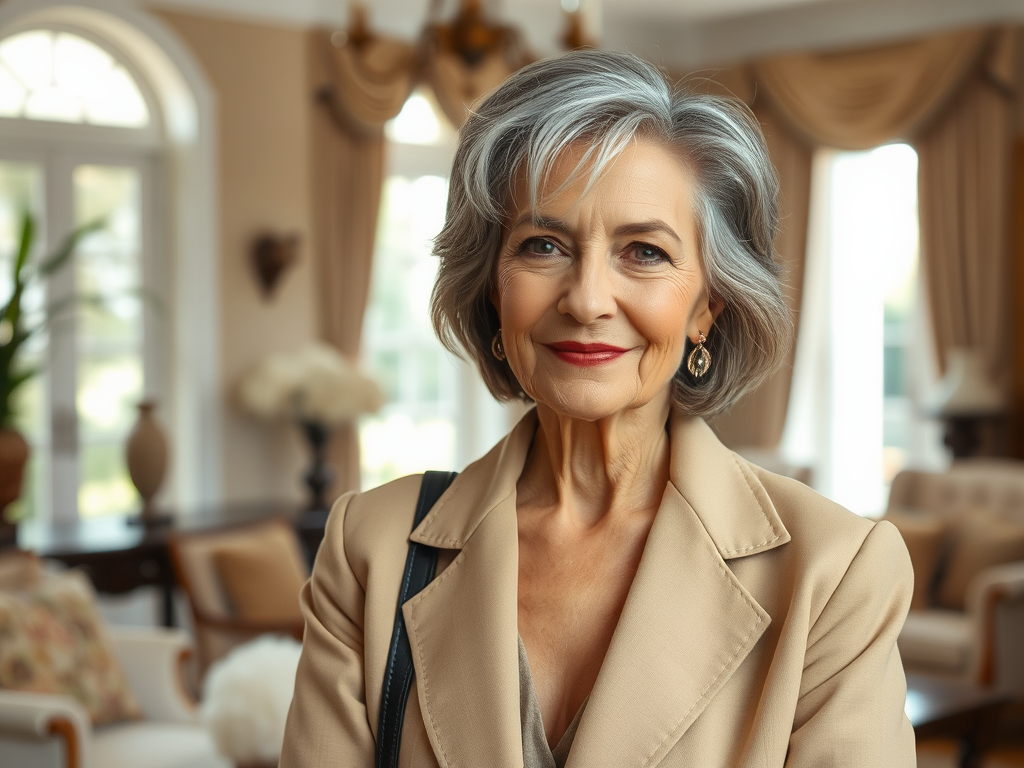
[0,568,143,725]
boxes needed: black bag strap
[375,470,457,768]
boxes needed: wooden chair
[167,516,307,676]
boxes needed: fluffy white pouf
[200,635,302,766]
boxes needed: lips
[546,341,629,367]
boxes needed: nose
[556,251,617,324]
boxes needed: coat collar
[410,407,790,561]
[404,408,790,768]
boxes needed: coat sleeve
[280,492,377,767]
[786,520,916,768]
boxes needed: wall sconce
[251,233,299,299]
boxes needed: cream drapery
[311,30,526,493]
[914,31,1016,379]
[711,27,1014,451]
[709,102,813,449]
[311,31,401,494]
[751,29,990,151]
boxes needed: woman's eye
[520,237,563,257]
[629,243,669,263]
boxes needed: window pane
[825,144,918,515]
[0,63,27,116]
[73,164,143,517]
[76,354,143,441]
[74,165,142,350]
[0,31,149,128]
[0,160,48,522]
[360,175,459,490]
[78,441,136,517]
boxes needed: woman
[281,50,915,767]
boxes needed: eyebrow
[508,214,682,245]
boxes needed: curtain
[310,31,403,494]
[309,29,526,492]
[710,26,1013,452]
[710,102,813,449]
[751,29,989,150]
[914,30,1016,379]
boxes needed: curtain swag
[751,28,994,150]
[315,28,530,136]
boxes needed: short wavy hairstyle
[430,49,792,418]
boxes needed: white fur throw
[200,635,302,764]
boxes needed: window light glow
[386,92,443,146]
[0,31,148,127]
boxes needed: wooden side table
[16,503,327,627]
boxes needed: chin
[530,380,643,423]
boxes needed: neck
[518,395,672,527]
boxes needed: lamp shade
[927,347,1004,417]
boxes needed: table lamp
[927,347,1005,458]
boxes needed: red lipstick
[546,341,629,367]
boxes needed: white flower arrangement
[238,342,384,426]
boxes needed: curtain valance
[751,28,991,150]
[316,29,527,135]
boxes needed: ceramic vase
[126,401,168,521]
[0,428,29,547]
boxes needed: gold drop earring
[687,331,711,378]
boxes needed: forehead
[504,137,696,224]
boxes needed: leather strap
[376,470,457,768]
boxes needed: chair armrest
[0,690,89,768]
[194,612,305,641]
[965,561,1024,688]
[106,625,198,724]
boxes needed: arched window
[0,26,164,521]
[0,30,149,127]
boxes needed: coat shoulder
[322,474,426,585]
[743,462,908,581]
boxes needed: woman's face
[492,138,721,422]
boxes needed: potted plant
[0,213,104,546]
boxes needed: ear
[689,291,725,342]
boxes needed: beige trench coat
[280,409,916,768]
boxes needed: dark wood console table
[907,673,1013,768]
[16,504,328,628]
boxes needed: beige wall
[153,9,319,505]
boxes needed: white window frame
[0,0,222,516]
[0,26,165,523]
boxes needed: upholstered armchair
[167,516,307,676]
[887,460,1024,693]
[0,625,230,768]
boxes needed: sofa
[0,624,231,768]
[886,460,1024,693]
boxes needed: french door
[0,146,161,523]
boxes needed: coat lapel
[401,408,791,768]
[565,411,790,768]
[401,413,536,768]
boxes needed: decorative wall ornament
[251,233,300,299]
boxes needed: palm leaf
[36,217,106,277]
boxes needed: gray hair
[431,49,791,418]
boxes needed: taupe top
[518,635,586,768]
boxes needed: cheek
[629,280,700,382]
[494,264,554,371]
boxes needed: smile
[545,341,629,367]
